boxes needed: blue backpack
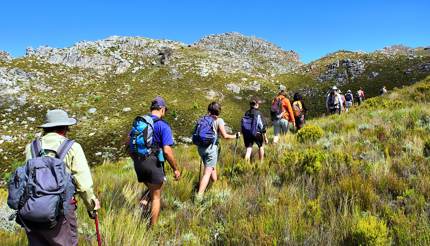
[129,115,159,157]
[241,110,259,138]
[7,138,76,229]
[192,115,217,147]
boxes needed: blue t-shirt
[151,115,174,162]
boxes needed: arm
[326,96,329,111]
[24,143,32,161]
[163,145,179,172]
[68,143,99,212]
[159,124,180,179]
[285,100,296,123]
[218,121,237,139]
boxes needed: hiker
[241,97,268,162]
[380,86,388,95]
[292,92,307,130]
[326,86,342,115]
[128,96,181,226]
[357,87,365,105]
[193,102,240,201]
[7,109,100,246]
[271,89,295,143]
[345,89,354,112]
[338,89,346,113]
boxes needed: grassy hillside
[1,76,429,245]
[1,35,429,177]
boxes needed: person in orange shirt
[271,90,295,143]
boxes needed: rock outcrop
[0,51,12,62]
[317,59,365,84]
[26,36,183,74]
[194,32,302,75]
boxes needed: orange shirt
[273,95,295,122]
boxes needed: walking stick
[95,213,102,246]
[90,211,102,246]
[232,137,239,165]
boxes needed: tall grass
[0,77,430,245]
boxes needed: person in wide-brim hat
[22,108,100,246]
[39,109,77,128]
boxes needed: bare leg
[210,168,217,182]
[245,147,253,162]
[146,183,163,226]
[258,147,264,162]
[198,167,214,196]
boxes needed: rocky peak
[194,32,301,75]
[0,51,12,62]
[195,32,300,62]
[25,36,185,74]
[377,45,416,57]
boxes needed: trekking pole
[232,137,239,165]
[95,213,102,246]
[90,211,102,246]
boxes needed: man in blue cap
[130,96,181,226]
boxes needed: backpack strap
[31,138,43,158]
[56,139,75,161]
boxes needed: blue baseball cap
[151,96,168,110]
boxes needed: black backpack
[345,93,353,102]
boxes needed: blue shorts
[197,144,219,168]
[273,119,290,136]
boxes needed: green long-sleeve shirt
[25,132,97,211]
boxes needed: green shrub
[351,214,390,246]
[301,148,326,175]
[304,199,322,225]
[297,125,324,143]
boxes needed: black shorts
[243,134,264,148]
[295,115,305,129]
[132,154,165,185]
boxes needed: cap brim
[39,118,77,128]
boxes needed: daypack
[328,94,339,109]
[292,101,303,117]
[129,115,159,157]
[271,97,284,120]
[192,115,217,147]
[7,138,75,229]
[241,110,259,138]
[345,93,353,102]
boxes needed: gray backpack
[7,138,76,229]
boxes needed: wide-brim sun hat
[332,86,338,90]
[39,109,77,128]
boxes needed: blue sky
[1,0,429,63]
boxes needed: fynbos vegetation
[1,74,429,245]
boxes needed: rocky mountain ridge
[0,32,429,172]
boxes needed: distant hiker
[345,89,354,112]
[292,92,307,130]
[241,97,268,162]
[338,89,346,113]
[380,86,388,95]
[357,87,365,105]
[128,96,181,226]
[326,86,342,115]
[8,109,100,246]
[271,90,295,143]
[193,102,240,201]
